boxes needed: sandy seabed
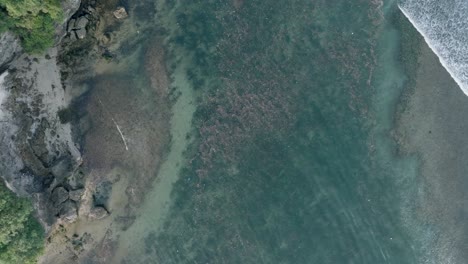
[397,39,468,263]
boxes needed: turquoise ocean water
[86,0,431,263]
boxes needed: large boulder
[69,189,84,201]
[59,200,78,221]
[51,186,69,206]
[61,0,81,21]
[67,18,76,32]
[57,0,81,40]
[76,28,87,39]
[75,16,89,29]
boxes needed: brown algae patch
[40,37,173,262]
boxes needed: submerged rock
[113,7,128,19]
[93,181,112,208]
[88,206,109,220]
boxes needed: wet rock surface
[57,0,82,40]
[88,206,109,220]
[93,181,112,209]
[50,158,73,182]
[16,169,53,193]
[66,0,101,42]
[67,19,76,32]
[76,16,89,29]
[69,189,84,201]
[68,15,89,40]
[51,187,69,206]
[61,0,82,25]
[0,0,84,217]
[0,32,21,72]
[68,16,90,40]
[60,200,78,221]
[76,28,87,39]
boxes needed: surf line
[398,4,468,96]
[97,98,129,151]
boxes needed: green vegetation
[0,0,62,53]
[0,182,44,264]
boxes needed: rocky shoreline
[1,0,173,261]
[0,0,128,230]
[0,1,84,230]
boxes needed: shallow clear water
[83,0,428,263]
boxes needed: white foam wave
[399,0,468,96]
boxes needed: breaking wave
[399,0,468,96]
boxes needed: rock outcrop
[0,32,21,72]
[0,0,85,231]
[57,0,82,40]
[52,187,69,206]
[67,16,90,40]
[0,45,86,230]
